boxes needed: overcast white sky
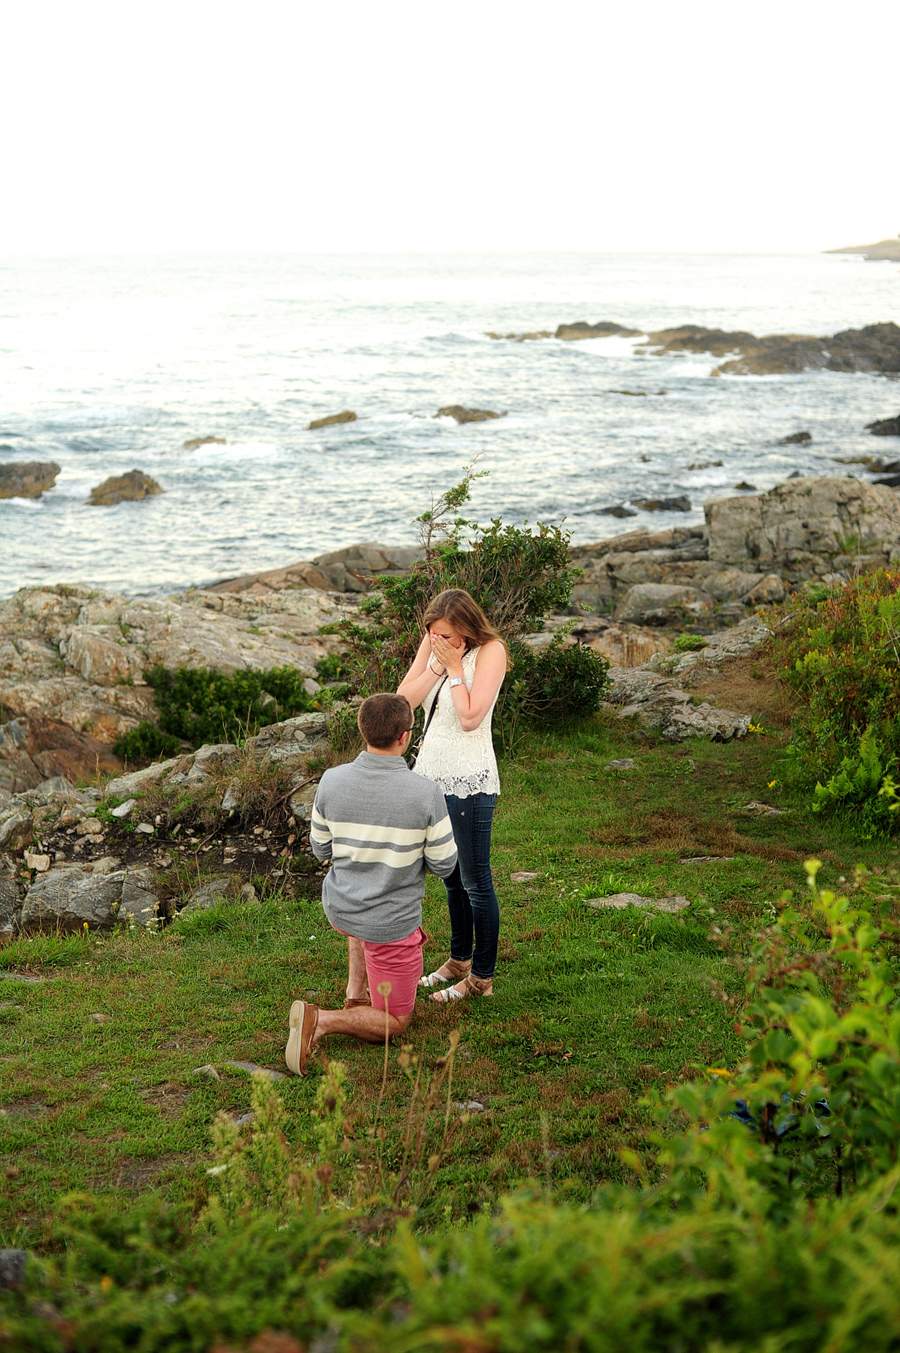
[3,0,897,254]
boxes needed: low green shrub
[673,633,708,653]
[112,720,181,765]
[144,663,325,748]
[770,568,900,832]
[812,726,898,838]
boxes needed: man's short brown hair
[357,693,413,750]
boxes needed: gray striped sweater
[310,751,458,943]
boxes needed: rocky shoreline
[2,474,899,940]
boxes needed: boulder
[607,669,751,743]
[308,411,357,431]
[183,436,225,450]
[485,330,553,341]
[0,461,60,500]
[0,860,18,937]
[20,867,124,933]
[249,712,329,774]
[555,321,641,340]
[178,877,232,915]
[706,477,900,570]
[0,717,123,795]
[734,482,757,492]
[88,470,163,506]
[435,406,505,423]
[712,322,900,377]
[118,867,161,928]
[634,496,691,512]
[867,414,900,437]
[616,584,713,625]
[311,541,424,592]
[779,431,812,445]
[0,808,33,852]
[204,561,334,595]
[643,326,756,357]
[599,505,637,518]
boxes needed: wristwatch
[448,676,464,689]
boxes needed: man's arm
[424,794,458,878]
[309,795,333,862]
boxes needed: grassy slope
[2,655,896,1247]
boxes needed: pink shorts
[363,927,427,1017]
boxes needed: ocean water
[1,251,898,598]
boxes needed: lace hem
[425,768,501,799]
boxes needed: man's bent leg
[346,936,369,1004]
[316,1006,411,1044]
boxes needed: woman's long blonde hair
[422,589,509,665]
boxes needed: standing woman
[397,589,508,1001]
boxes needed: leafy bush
[333,465,610,744]
[673,633,708,653]
[812,726,898,839]
[112,720,182,765]
[771,569,900,831]
[143,663,325,748]
[646,859,900,1207]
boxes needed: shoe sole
[285,999,307,1075]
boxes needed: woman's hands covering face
[430,632,464,672]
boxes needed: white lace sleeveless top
[411,645,501,799]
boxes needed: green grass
[2,709,897,1248]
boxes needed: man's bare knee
[390,1011,413,1036]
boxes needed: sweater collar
[356,750,410,771]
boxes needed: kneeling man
[285,693,457,1075]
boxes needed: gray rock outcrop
[0,462,60,500]
[435,407,505,423]
[20,867,125,933]
[706,477,900,571]
[89,470,163,506]
[183,436,226,450]
[867,414,900,437]
[555,321,641,340]
[308,411,357,431]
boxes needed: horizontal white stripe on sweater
[333,842,434,867]
[314,816,452,848]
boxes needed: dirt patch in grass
[138,1083,192,1117]
[690,653,794,730]
[586,810,804,863]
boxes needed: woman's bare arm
[397,632,445,710]
[430,636,507,733]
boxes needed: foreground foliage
[5,862,900,1349]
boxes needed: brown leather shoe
[343,995,371,1008]
[285,999,319,1075]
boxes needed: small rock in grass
[606,758,635,772]
[680,856,736,864]
[224,1060,286,1081]
[587,893,689,913]
[192,1064,222,1081]
[110,799,137,819]
[452,1100,485,1113]
[90,1013,109,1025]
[0,1250,27,1289]
[75,818,104,837]
[510,871,540,882]
[136,822,155,834]
[23,852,50,873]
[741,801,786,817]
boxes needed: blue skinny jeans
[444,792,499,980]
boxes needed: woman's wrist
[428,657,446,676]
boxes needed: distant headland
[825,237,900,263]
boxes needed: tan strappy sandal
[431,974,493,1003]
[419,957,471,989]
